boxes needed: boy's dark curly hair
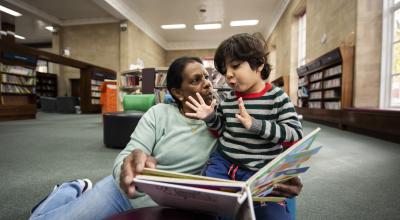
[214,33,271,80]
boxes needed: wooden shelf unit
[36,72,57,97]
[80,67,116,113]
[296,46,354,122]
[0,50,37,120]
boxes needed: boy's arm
[248,94,303,143]
[203,104,225,136]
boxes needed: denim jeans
[29,175,132,220]
[203,152,293,220]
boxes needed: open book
[134,128,322,220]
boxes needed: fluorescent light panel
[161,24,186,29]
[230,20,259,27]
[14,34,25,40]
[0,5,22,17]
[194,23,222,30]
[46,26,56,32]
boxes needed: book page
[134,178,247,219]
[142,168,238,183]
[135,174,246,193]
[246,128,321,194]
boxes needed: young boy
[185,33,303,219]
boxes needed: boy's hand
[185,92,217,119]
[236,97,252,129]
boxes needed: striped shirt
[205,83,303,171]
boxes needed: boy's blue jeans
[202,152,293,220]
[29,176,132,220]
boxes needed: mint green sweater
[113,103,217,208]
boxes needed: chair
[103,94,155,149]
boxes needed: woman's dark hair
[214,33,271,80]
[166,56,203,108]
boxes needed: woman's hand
[119,149,157,198]
[185,92,217,119]
[269,176,303,198]
[235,97,252,129]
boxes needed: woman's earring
[179,98,184,101]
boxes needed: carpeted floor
[0,112,399,220]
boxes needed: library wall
[120,21,166,71]
[165,49,216,66]
[56,23,120,96]
[354,0,382,108]
[267,0,359,105]
[306,0,356,61]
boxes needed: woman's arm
[118,149,157,198]
[112,107,159,198]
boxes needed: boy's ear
[257,63,265,73]
[171,88,184,101]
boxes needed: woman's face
[174,61,213,110]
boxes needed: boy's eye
[231,63,241,69]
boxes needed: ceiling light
[161,24,186,29]
[194,23,222,30]
[0,5,22,17]
[14,34,25,40]
[230,20,259,27]
[46,26,56,32]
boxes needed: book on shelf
[134,128,322,220]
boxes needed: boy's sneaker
[77,178,93,193]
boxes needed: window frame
[381,0,400,108]
[297,12,306,67]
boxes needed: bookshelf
[80,67,116,113]
[36,72,57,97]
[295,46,354,125]
[271,75,289,94]
[0,50,37,120]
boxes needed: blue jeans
[203,152,292,220]
[29,176,132,220]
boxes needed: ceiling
[0,0,290,50]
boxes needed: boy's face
[225,60,264,93]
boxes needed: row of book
[154,88,173,104]
[121,75,141,87]
[1,84,35,94]
[324,78,341,89]
[37,91,56,97]
[91,98,100,104]
[0,63,35,76]
[310,82,322,90]
[155,72,167,87]
[91,91,101,98]
[37,79,55,85]
[298,77,308,87]
[324,101,341,109]
[309,91,322,100]
[37,85,55,91]
[309,71,323,82]
[324,65,342,78]
[91,85,100,91]
[324,89,340,98]
[1,74,35,86]
[91,79,103,86]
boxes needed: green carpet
[0,112,399,219]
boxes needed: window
[381,0,400,108]
[297,13,306,67]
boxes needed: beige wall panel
[165,49,216,66]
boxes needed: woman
[30,57,302,220]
